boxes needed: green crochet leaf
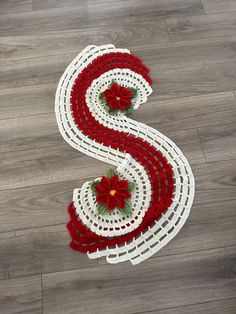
[97,203,108,215]
[129,87,138,99]
[125,104,134,115]
[106,167,117,178]
[119,199,133,218]
[128,181,136,193]
[91,180,99,196]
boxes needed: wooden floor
[0,0,236,313]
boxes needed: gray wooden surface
[0,0,235,313]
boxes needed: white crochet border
[55,44,195,265]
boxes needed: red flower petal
[109,175,119,188]
[111,83,119,93]
[96,194,108,204]
[114,195,125,208]
[100,176,111,189]
[123,89,133,97]
[117,190,131,200]
[121,97,132,104]
[106,195,117,210]
[95,183,107,193]
[116,180,129,190]
[102,83,134,112]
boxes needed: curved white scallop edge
[55,44,195,265]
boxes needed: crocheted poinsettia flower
[103,82,133,110]
[95,174,131,210]
[91,168,136,217]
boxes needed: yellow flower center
[109,189,116,196]
[116,96,121,101]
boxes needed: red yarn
[67,52,174,252]
[95,175,131,210]
[103,82,133,110]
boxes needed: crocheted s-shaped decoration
[55,44,195,265]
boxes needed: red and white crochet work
[55,44,195,265]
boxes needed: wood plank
[1,52,236,100]
[33,0,86,10]
[42,246,236,314]
[0,8,168,40]
[198,123,236,162]
[0,84,55,119]
[0,197,235,279]
[0,111,205,156]
[133,92,236,131]
[0,0,32,15]
[33,0,204,17]
[193,159,236,205]
[0,275,41,314]
[149,127,205,165]
[202,0,236,14]
[0,31,87,62]
[0,179,83,232]
[0,145,109,190]
[0,126,202,231]
[134,36,236,70]
[0,53,73,90]
[0,1,235,313]
[0,125,204,191]
[1,88,234,128]
[154,61,236,99]
[159,199,236,255]
[165,12,236,42]
[1,162,234,276]
[3,34,236,67]
[135,298,236,314]
[1,169,236,260]
[150,61,236,100]
[0,114,59,153]
[95,197,236,264]
[0,225,97,280]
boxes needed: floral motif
[91,168,135,217]
[99,82,137,114]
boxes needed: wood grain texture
[134,36,236,70]
[0,145,109,190]
[2,56,236,99]
[0,275,41,314]
[0,112,206,155]
[151,61,236,100]
[0,9,168,42]
[3,34,236,68]
[0,0,32,15]
[1,158,235,249]
[133,92,236,131]
[198,123,236,162]
[42,246,236,314]
[96,197,236,265]
[0,179,84,233]
[136,298,236,314]
[193,159,236,205]
[0,225,97,280]
[32,0,204,17]
[166,12,236,41]
[0,0,236,313]
[0,84,55,119]
[202,0,236,13]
